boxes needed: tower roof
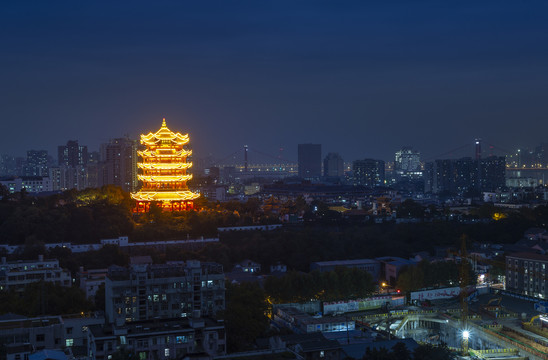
[141,118,189,146]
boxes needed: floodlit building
[131,118,200,212]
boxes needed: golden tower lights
[131,118,200,212]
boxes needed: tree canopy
[264,268,376,303]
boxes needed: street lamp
[462,330,470,354]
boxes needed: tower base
[135,200,195,213]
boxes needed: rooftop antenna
[475,139,482,160]
[244,145,248,173]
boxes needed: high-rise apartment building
[101,137,138,192]
[24,150,49,176]
[394,148,422,190]
[0,154,17,176]
[49,166,88,191]
[506,253,548,299]
[425,156,506,194]
[58,140,88,167]
[323,152,344,179]
[298,144,321,179]
[480,156,506,192]
[395,147,421,173]
[454,157,479,194]
[88,151,101,164]
[352,159,385,187]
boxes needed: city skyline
[2,1,548,162]
[0,134,544,165]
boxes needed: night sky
[1,1,548,163]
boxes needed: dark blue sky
[1,1,548,163]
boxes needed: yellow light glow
[138,163,193,170]
[138,175,193,182]
[137,149,192,157]
[131,118,200,211]
[492,212,507,221]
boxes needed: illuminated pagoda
[131,118,200,212]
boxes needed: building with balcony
[0,315,66,360]
[0,256,71,291]
[87,317,226,360]
[105,261,225,325]
[506,252,548,299]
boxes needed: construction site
[351,292,548,360]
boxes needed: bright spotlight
[462,330,470,340]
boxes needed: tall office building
[24,150,49,176]
[298,144,321,179]
[323,152,344,179]
[58,140,88,167]
[101,137,138,192]
[353,159,385,187]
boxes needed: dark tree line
[362,342,455,360]
[0,186,134,246]
[0,187,281,250]
[264,268,376,303]
[221,282,269,352]
[0,281,94,316]
[396,260,473,293]
[215,212,532,273]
